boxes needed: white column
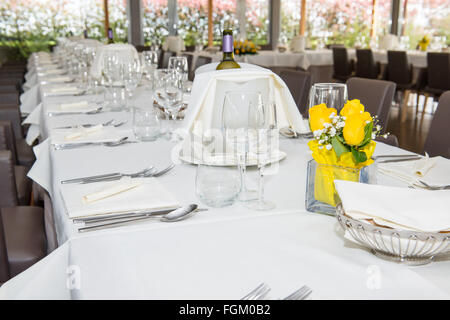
[236,0,246,40]
[126,0,144,45]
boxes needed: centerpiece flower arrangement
[418,35,430,51]
[307,99,384,207]
[234,39,259,55]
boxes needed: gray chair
[192,56,212,79]
[0,119,35,167]
[278,69,311,117]
[355,49,380,79]
[375,134,399,147]
[0,204,47,283]
[346,77,396,133]
[181,53,194,81]
[422,91,450,158]
[160,51,176,69]
[0,91,20,105]
[332,47,354,82]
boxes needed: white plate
[178,150,287,166]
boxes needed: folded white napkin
[38,68,66,76]
[335,180,450,233]
[182,65,309,136]
[44,86,81,96]
[42,75,72,83]
[60,177,179,218]
[64,124,103,141]
[90,43,139,78]
[50,127,132,145]
[378,156,450,187]
[59,101,90,110]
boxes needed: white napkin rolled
[182,64,309,136]
[43,75,72,83]
[378,156,450,187]
[59,101,89,110]
[49,86,79,93]
[335,180,450,233]
[64,124,103,141]
[39,68,66,76]
[60,177,179,218]
[83,178,141,203]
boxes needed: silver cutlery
[283,285,312,300]
[60,166,155,184]
[81,163,174,183]
[47,106,103,117]
[53,119,114,129]
[53,137,133,150]
[377,156,422,163]
[241,283,271,300]
[279,127,314,139]
[372,154,420,160]
[416,180,450,190]
[152,163,175,177]
[77,204,200,233]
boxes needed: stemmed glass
[244,100,278,211]
[102,52,123,111]
[308,83,348,115]
[168,56,189,91]
[222,91,262,202]
[141,50,158,89]
[154,69,183,139]
[122,59,142,109]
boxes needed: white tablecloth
[1,53,448,299]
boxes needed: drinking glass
[168,56,189,82]
[308,83,348,116]
[133,106,160,141]
[222,91,263,202]
[195,164,241,208]
[154,69,183,139]
[122,59,142,109]
[244,100,278,211]
[141,50,159,88]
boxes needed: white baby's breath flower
[325,144,332,150]
[318,146,323,150]
[329,127,336,136]
[371,133,376,139]
[365,120,371,124]
[329,112,336,119]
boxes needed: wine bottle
[216,28,241,70]
[107,28,114,44]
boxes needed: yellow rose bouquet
[418,35,430,51]
[307,100,384,207]
[234,39,260,56]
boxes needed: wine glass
[122,59,142,109]
[222,91,263,202]
[168,56,189,82]
[154,69,183,139]
[141,50,158,88]
[244,99,277,211]
[307,83,348,116]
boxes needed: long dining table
[0,53,449,300]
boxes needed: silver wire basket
[336,204,450,265]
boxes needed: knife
[377,157,421,163]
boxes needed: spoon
[77,204,200,232]
[279,127,313,139]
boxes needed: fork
[283,285,312,300]
[60,166,155,184]
[53,136,132,150]
[416,180,450,190]
[48,106,103,117]
[241,283,271,300]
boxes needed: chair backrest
[194,56,212,72]
[346,77,396,132]
[160,51,176,69]
[0,104,24,139]
[0,208,10,283]
[423,91,450,158]
[278,69,311,116]
[426,52,450,91]
[0,91,19,105]
[356,49,377,79]
[386,50,412,85]
[375,134,399,147]
[134,45,151,53]
[0,149,18,208]
[0,120,18,165]
[332,47,351,77]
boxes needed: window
[142,0,169,46]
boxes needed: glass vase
[305,159,376,216]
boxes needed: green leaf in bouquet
[358,122,373,148]
[331,136,350,157]
[351,147,368,164]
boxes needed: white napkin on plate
[42,75,73,83]
[335,180,450,233]
[60,177,179,218]
[64,124,103,141]
[378,156,450,187]
[45,85,81,96]
[38,68,66,76]
[59,101,90,110]
[182,65,309,135]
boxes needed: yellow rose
[343,111,372,146]
[308,104,337,132]
[340,99,365,118]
